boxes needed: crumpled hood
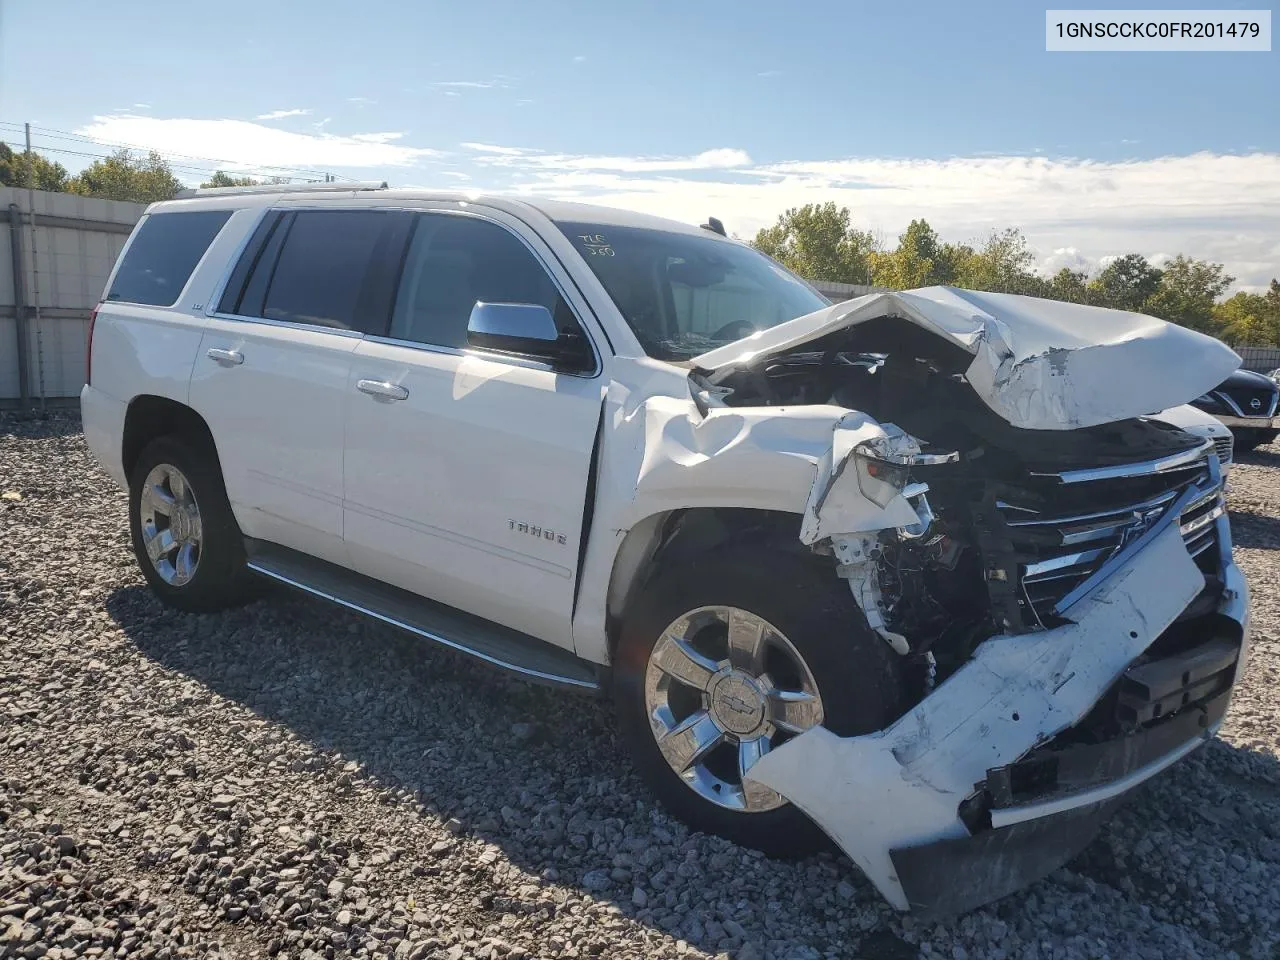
[692,285,1242,431]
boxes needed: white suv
[83,184,1250,917]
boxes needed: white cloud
[757,69,783,78]
[345,97,376,105]
[132,102,152,109]
[572,55,587,63]
[76,115,442,169]
[463,143,752,172]
[433,77,515,90]
[255,108,311,120]
[1038,247,1095,276]
[460,142,532,156]
[464,148,1280,289]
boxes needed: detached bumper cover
[745,522,1250,915]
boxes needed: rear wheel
[128,435,252,612]
[613,544,908,857]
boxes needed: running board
[244,539,603,693]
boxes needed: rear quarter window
[107,210,233,307]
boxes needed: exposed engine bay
[692,315,1220,696]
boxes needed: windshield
[556,221,829,360]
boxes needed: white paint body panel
[80,384,128,487]
[342,339,602,647]
[188,318,357,566]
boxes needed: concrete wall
[1,187,146,402]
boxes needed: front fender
[570,370,913,663]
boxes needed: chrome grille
[996,441,1223,625]
[1213,435,1233,466]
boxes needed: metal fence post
[7,202,31,407]
[24,123,47,417]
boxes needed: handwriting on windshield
[578,234,614,256]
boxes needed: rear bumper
[80,384,128,489]
[746,524,1250,916]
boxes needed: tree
[1045,267,1093,304]
[0,143,69,191]
[868,219,960,289]
[66,149,182,204]
[199,171,289,188]
[1087,254,1162,312]
[751,203,876,283]
[1212,291,1278,345]
[1144,255,1233,333]
[201,171,261,188]
[953,228,1040,294]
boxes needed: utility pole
[24,123,47,417]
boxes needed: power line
[10,121,353,181]
[0,120,355,182]
[0,138,316,183]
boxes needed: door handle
[356,379,409,402]
[206,347,244,366]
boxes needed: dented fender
[571,358,920,664]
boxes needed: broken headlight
[853,444,912,507]
[853,441,960,508]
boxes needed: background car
[1154,404,1234,473]
[1189,367,1279,452]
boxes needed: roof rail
[176,181,389,199]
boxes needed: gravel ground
[2,411,1278,960]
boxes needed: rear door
[189,208,403,564]
[341,210,605,648]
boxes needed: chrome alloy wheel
[643,606,825,812]
[138,463,203,586]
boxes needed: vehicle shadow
[105,584,1280,955]
[1235,442,1280,468]
[1229,510,1280,550]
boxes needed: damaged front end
[685,288,1250,916]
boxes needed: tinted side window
[216,211,284,316]
[389,215,574,349]
[107,211,232,306]
[259,210,390,331]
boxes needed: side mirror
[466,302,593,372]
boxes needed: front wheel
[613,544,908,857]
[128,435,253,612]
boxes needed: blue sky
[2,0,1277,286]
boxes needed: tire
[128,434,253,612]
[613,543,908,858]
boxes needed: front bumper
[746,518,1250,916]
[1213,413,1275,430]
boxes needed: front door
[342,210,604,648]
